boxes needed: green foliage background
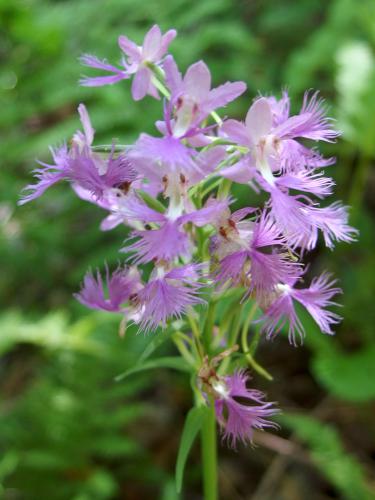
[1,0,375,498]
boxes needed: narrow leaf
[175,406,206,493]
[115,356,190,382]
[139,331,171,364]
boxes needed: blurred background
[1,0,375,498]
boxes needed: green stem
[241,303,273,381]
[135,189,166,213]
[249,327,261,355]
[210,110,222,126]
[201,178,223,198]
[201,400,218,500]
[91,144,127,152]
[243,350,273,381]
[172,333,196,366]
[150,74,170,98]
[202,301,216,353]
[217,178,232,199]
[217,308,242,375]
[187,313,204,360]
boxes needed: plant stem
[249,327,261,355]
[202,300,216,353]
[217,178,232,199]
[172,333,196,366]
[91,144,127,152]
[217,308,242,375]
[150,74,170,98]
[243,350,273,381]
[201,400,218,500]
[187,313,204,360]
[241,302,273,381]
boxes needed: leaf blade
[175,406,206,493]
[115,356,191,382]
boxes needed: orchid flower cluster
[20,25,356,451]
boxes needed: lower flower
[205,370,279,448]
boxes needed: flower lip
[212,379,230,400]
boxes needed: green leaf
[281,414,374,500]
[115,356,191,382]
[139,331,172,364]
[312,345,375,402]
[175,406,205,493]
[291,305,375,402]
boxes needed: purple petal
[261,273,342,344]
[130,134,197,175]
[230,207,258,222]
[220,158,255,184]
[137,267,204,332]
[220,119,250,146]
[100,213,126,231]
[79,54,128,87]
[215,251,248,287]
[104,153,137,187]
[261,292,305,345]
[124,222,192,263]
[74,265,138,312]
[165,263,204,281]
[131,66,152,100]
[180,199,229,227]
[278,139,335,171]
[204,81,246,112]
[245,98,273,143]
[79,74,128,87]
[305,202,358,249]
[214,370,278,447]
[248,215,301,296]
[267,90,290,126]
[158,29,177,58]
[80,54,125,74]
[164,55,182,96]
[72,184,111,210]
[184,61,211,101]
[276,171,334,198]
[293,273,342,334]
[118,35,141,61]
[273,92,340,142]
[18,145,69,205]
[251,213,286,248]
[67,149,136,198]
[267,186,315,248]
[77,104,94,146]
[115,195,166,223]
[142,24,162,60]
[249,250,299,299]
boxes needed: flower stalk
[201,398,218,500]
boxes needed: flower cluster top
[20,25,357,445]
